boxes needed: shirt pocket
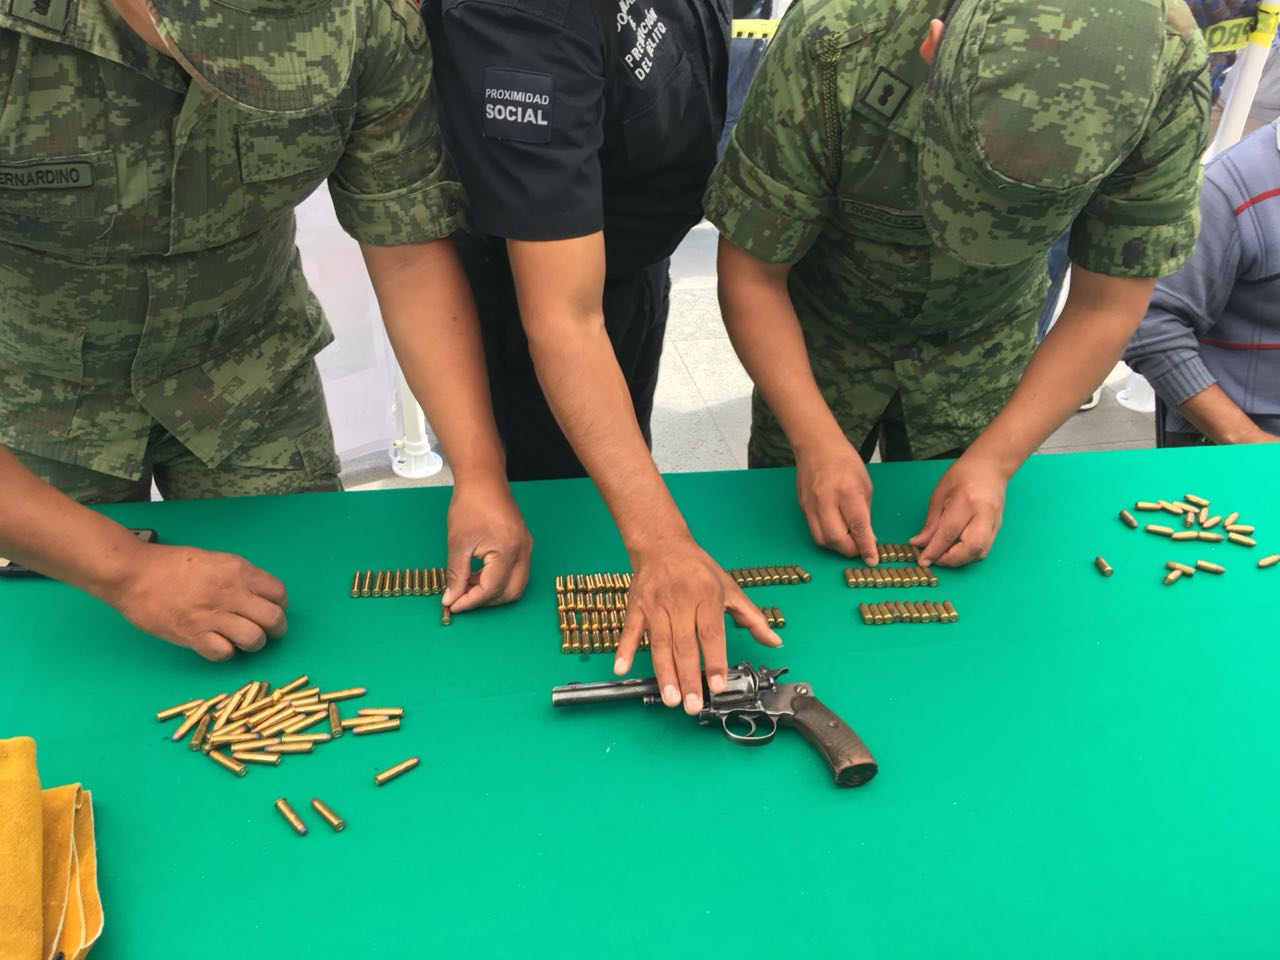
[619,49,705,170]
[0,309,85,440]
[236,111,349,233]
[0,151,119,257]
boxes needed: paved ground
[344,221,1156,490]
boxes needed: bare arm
[1177,384,1280,444]
[716,237,879,562]
[914,265,1158,565]
[362,237,532,610]
[505,233,778,711]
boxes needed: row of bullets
[858,600,958,625]
[726,565,811,586]
[760,606,786,628]
[870,543,922,563]
[350,567,448,598]
[156,674,414,783]
[1096,555,1279,582]
[559,608,643,653]
[843,565,938,588]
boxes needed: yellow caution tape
[1251,3,1279,49]
[731,18,779,39]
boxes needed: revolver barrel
[551,676,663,707]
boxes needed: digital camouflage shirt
[705,0,1209,461]
[0,0,463,478]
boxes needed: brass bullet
[1184,493,1210,508]
[1202,515,1222,530]
[1163,569,1183,585]
[1226,524,1255,534]
[244,701,290,728]
[413,568,423,596]
[1171,531,1198,541]
[258,712,305,738]
[282,733,332,744]
[320,687,367,703]
[891,567,905,587]
[1198,507,1209,526]
[189,714,212,751]
[1166,561,1196,576]
[555,575,564,592]
[274,798,307,836]
[869,603,886,625]
[172,697,222,742]
[350,571,361,598]
[208,750,247,777]
[1197,532,1224,542]
[265,741,314,754]
[441,603,452,626]
[942,600,958,623]
[1145,524,1174,537]
[858,603,872,625]
[372,570,384,597]
[311,798,345,832]
[1224,511,1240,527]
[923,601,940,623]
[907,602,922,624]
[354,718,401,736]
[760,605,773,627]
[392,569,402,596]
[1094,556,1113,577]
[285,687,320,701]
[156,698,204,722]
[357,707,405,718]
[361,570,372,597]
[560,629,571,653]
[277,675,309,696]
[1258,554,1280,569]
[1172,501,1196,514]
[232,751,282,766]
[328,703,342,739]
[793,565,811,582]
[1195,560,1225,574]
[280,712,327,735]
[213,687,249,731]
[1182,511,1194,528]
[1228,532,1257,547]
[1134,501,1161,511]
[843,567,855,587]
[207,731,259,747]
[1158,500,1182,515]
[374,756,419,786]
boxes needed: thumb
[441,537,474,607]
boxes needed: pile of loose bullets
[556,566,808,653]
[1099,493,1278,584]
[156,674,416,781]
[859,600,958,625]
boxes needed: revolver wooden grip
[783,687,878,787]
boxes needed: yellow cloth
[0,737,103,960]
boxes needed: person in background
[1125,120,1280,446]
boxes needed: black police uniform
[424,0,730,480]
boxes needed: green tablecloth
[4,445,1278,957]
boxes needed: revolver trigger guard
[719,711,778,745]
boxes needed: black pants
[456,233,671,481]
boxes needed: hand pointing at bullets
[439,476,533,613]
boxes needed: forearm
[362,238,506,484]
[717,238,846,454]
[1177,383,1273,443]
[0,447,142,595]
[967,269,1157,476]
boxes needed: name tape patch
[482,68,553,144]
[0,161,94,190]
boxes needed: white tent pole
[391,370,443,479]
[1208,4,1280,159]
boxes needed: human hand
[95,543,288,660]
[612,537,781,714]
[910,454,1008,567]
[795,438,878,563]
[442,478,533,611]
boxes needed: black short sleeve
[428,0,607,241]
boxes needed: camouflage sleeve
[1068,29,1210,278]
[329,0,466,246]
[702,1,835,264]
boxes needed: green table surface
[4,445,1280,958]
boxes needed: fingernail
[662,685,680,707]
[613,657,628,675]
[708,674,727,694]
[684,692,703,713]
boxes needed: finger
[498,543,533,604]
[724,587,781,648]
[614,600,647,675]
[669,606,706,716]
[441,537,475,607]
[816,499,858,556]
[213,613,268,653]
[840,494,879,565]
[910,494,945,552]
[235,594,288,639]
[800,499,827,551]
[449,549,517,613]
[191,631,236,662]
[695,601,729,696]
[917,507,968,568]
[247,566,288,607]
[647,610,682,708]
[935,510,1000,567]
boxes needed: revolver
[551,661,877,786]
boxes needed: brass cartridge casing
[1195,560,1225,574]
[859,603,872,625]
[1197,532,1224,542]
[1171,531,1198,541]
[1182,511,1194,528]
[278,675,309,696]
[1163,570,1183,585]
[1158,500,1181,514]
[391,569,402,596]
[843,567,855,587]
[773,607,786,628]
[232,751,281,766]
[280,713,327,735]
[341,716,387,730]
[1223,511,1240,527]
[156,698,203,722]
[1167,561,1196,576]
[274,798,307,836]
[374,757,420,786]
[320,688,367,703]
[172,698,220,742]
[282,733,332,744]
[265,741,314,754]
[1094,557,1113,577]
[1198,507,1209,526]
[441,603,452,626]
[189,714,211,751]
[358,707,405,717]
[1134,501,1161,511]
[1145,524,1174,536]
[1259,554,1280,569]
[328,703,342,739]
[1184,494,1210,508]
[1226,524,1255,534]
[1202,515,1222,529]
[1229,533,1257,547]
[350,572,361,597]
[312,798,346,832]
[361,570,373,597]
[372,570,385,597]
[208,751,246,777]
[942,601,958,622]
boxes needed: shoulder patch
[860,65,911,121]
[6,0,70,33]
[482,67,553,143]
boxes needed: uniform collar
[0,0,188,93]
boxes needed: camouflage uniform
[0,0,463,499]
[705,0,1210,465]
